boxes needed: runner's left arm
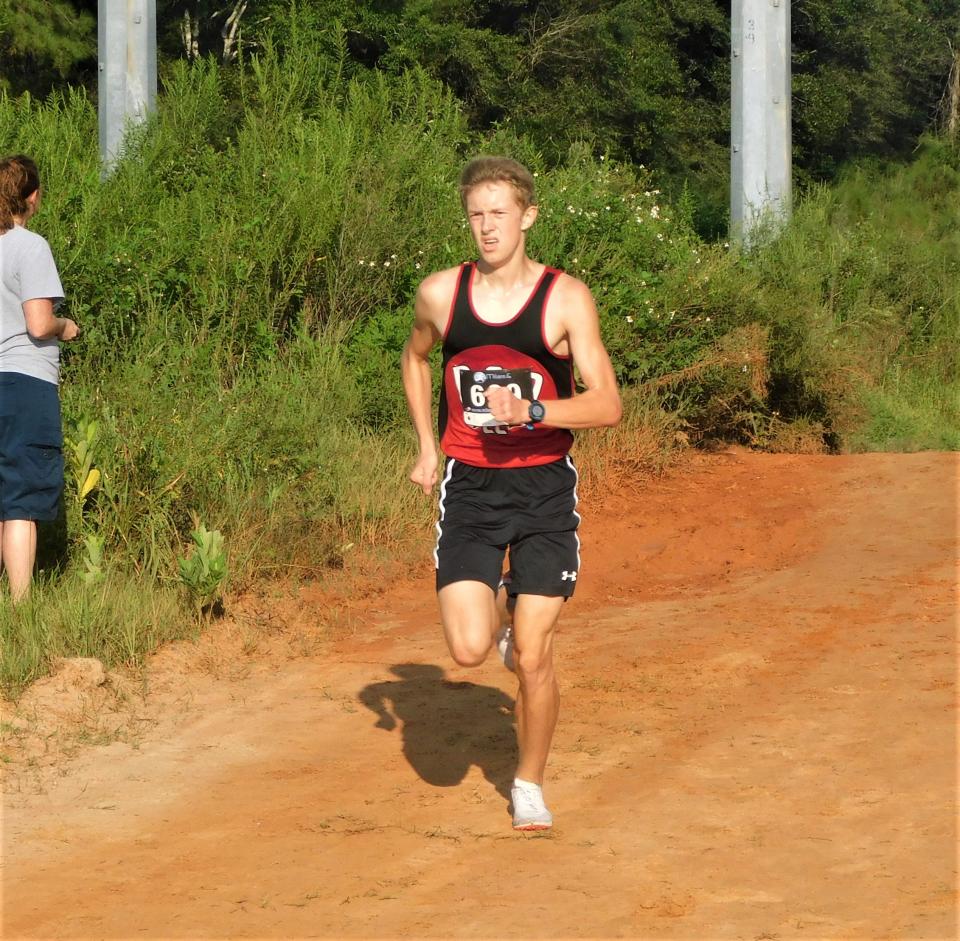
[485,277,621,430]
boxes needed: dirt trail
[2,451,957,940]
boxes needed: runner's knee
[446,629,491,667]
[439,581,497,667]
[441,610,495,667]
[514,645,554,683]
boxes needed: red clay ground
[2,450,957,940]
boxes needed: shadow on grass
[36,501,69,575]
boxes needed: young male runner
[401,156,621,830]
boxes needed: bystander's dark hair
[459,156,536,210]
[0,155,40,233]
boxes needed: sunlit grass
[0,37,954,692]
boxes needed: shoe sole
[513,822,552,831]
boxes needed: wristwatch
[527,400,546,424]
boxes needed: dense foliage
[2,1,956,232]
[0,0,96,94]
[0,20,956,691]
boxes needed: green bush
[734,138,959,449]
[0,29,955,691]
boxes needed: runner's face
[465,182,537,266]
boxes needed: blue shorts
[0,371,64,522]
[434,456,581,597]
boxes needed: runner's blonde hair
[459,157,536,210]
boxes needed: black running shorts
[434,456,581,598]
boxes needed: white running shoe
[511,780,553,831]
[495,623,515,672]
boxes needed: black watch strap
[527,400,546,424]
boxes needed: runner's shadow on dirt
[359,663,517,802]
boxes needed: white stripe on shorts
[433,458,457,569]
[565,454,582,572]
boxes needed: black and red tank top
[438,262,574,468]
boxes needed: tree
[0,0,96,96]
[259,0,953,227]
[157,0,251,62]
[791,0,958,180]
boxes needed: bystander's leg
[0,519,37,602]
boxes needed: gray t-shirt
[0,224,65,385]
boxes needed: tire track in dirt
[2,451,956,939]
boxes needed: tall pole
[98,0,157,170]
[731,0,792,244]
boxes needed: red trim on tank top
[539,270,571,361]
[440,264,467,341]
[466,262,552,328]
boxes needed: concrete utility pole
[98,0,157,170]
[731,0,792,244]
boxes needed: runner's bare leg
[512,594,563,784]
[438,580,499,666]
[439,582,562,785]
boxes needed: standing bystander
[0,155,79,602]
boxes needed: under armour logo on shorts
[561,570,578,581]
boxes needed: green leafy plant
[177,521,228,616]
[66,417,102,507]
[81,533,105,586]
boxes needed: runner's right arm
[401,273,449,495]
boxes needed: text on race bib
[452,366,539,428]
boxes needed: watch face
[529,401,546,423]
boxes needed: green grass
[0,572,185,696]
[0,31,955,694]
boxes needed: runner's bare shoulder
[415,265,461,326]
[551,270,597,316]
[543,271,600,352]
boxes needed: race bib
[455,367,537,428]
